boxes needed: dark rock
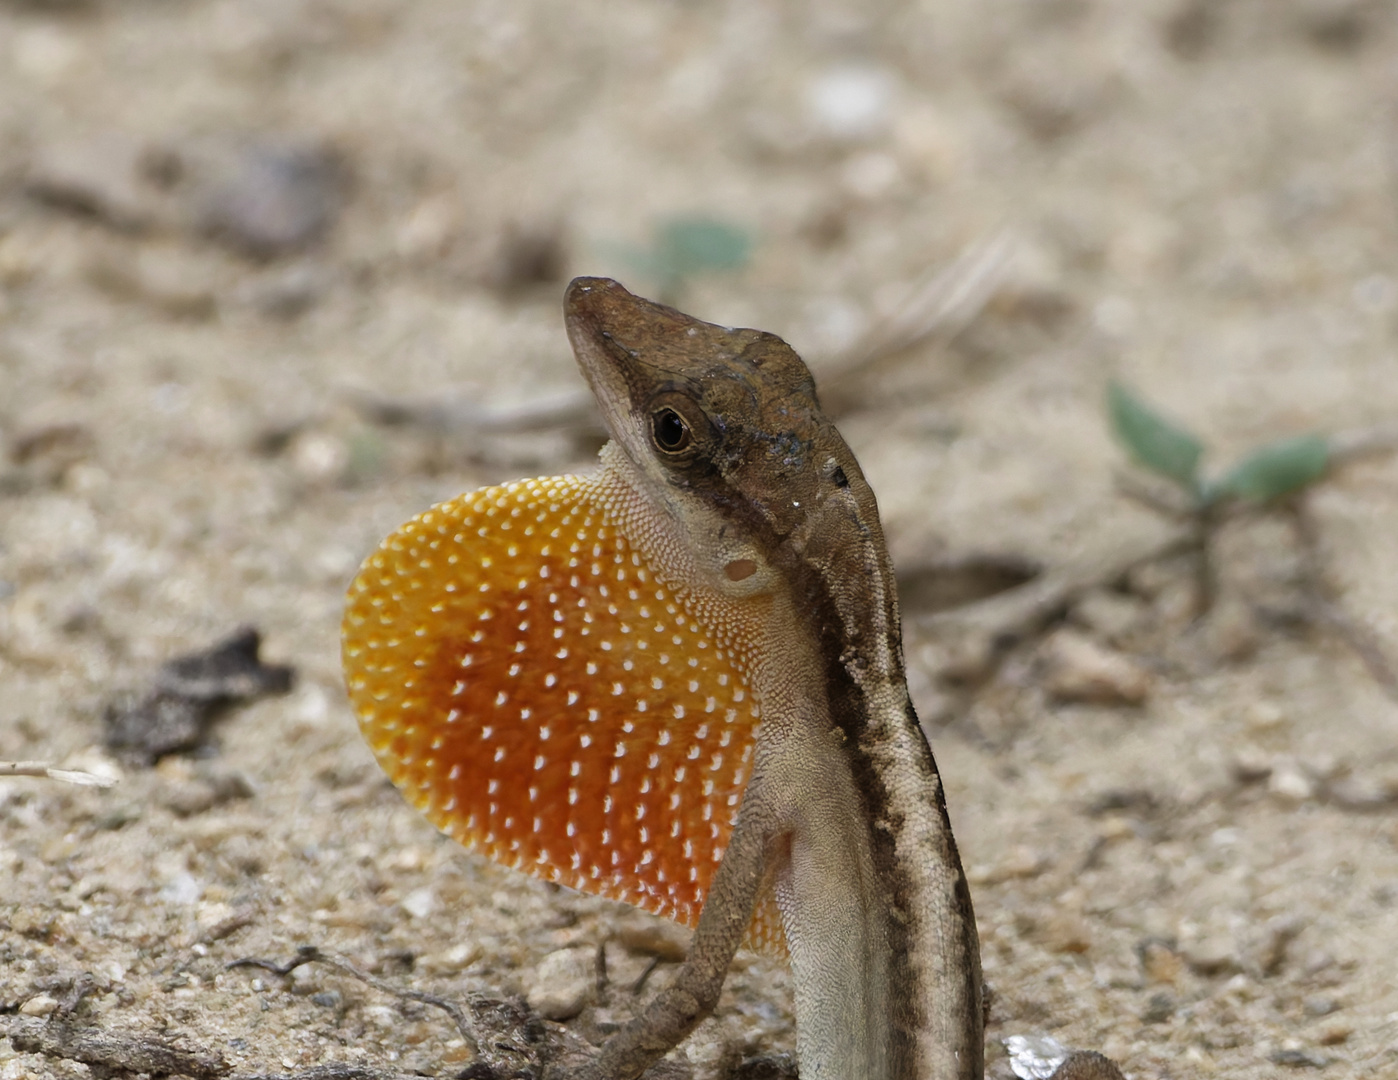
[1270,1047,1332,1068]
[104,627,295,764]
[1048,1052,1126,1080]
[1140,991,1174,1024]
[731,1051,798,1079]
[201,140,346,258]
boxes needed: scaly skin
[344,278,1124,1080]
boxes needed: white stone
[806,66,895,141]
[526,946,597,1021]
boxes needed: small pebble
[602,940,656,991]
[1269,1047,1331,1068]
[289,965,321,996]
[1302,994,1339,1017]
[1071,589,1146,642]
[1268,760,1316,804]
[238,263,328,319]
[202,140,345,258]
[481,221,568,292]
[1180,935,1240,976]
[1256,915,1305,976]
[400,886,437,920]
[420,941,481,975]
[525,946,597,1021]
[1230,749,1273,785]
[1138,940,1183,984]
[805,65,896,142]
[1152,578,1201,628]
[290,431,349,483]
[611,913,691,962]
[162,780,219,817]
[86,245,219,320]
[159,872,203,906]
[1047,1052,1127,1080]
[1140,990,1174,1024]
[1201,596,1260,661]
[937,630,998,687]
[1005,1033,1068,1079]
[161,767,257,817]
[967,846,1051,886]
[1041,630,1152,706]
[1326,773,1398,810]
[731,1051,799,1079]
[1041,910,1092,955]
[1244,701,1288,732]
[20,993,59,1017]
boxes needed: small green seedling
[1107,381,1330,508]
[1105,380,1398,698]
[609,215,753,304]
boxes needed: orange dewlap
[343,475,785,953]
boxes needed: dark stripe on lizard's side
[710,488,979,1078]
[794,550,982,1078]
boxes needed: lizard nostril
[724,559,757,582]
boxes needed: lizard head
[564,277,859,559]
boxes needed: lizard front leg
[558,801,780,1080]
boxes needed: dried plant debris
[0,760,117,786]
[814,231,1017,416]
[344,383,607,469]
[916,395,1398,706]
[349,233,1011,456]
[896,552,1041,616]
[104,627,294,764]
[225,946,595,1079]
[0,1014,231,1079]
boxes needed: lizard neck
[593,444,983,1080]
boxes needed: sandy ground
[2,1,1398,1077]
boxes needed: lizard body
[343,279,1115,1079]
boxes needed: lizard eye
[651,408,692,453]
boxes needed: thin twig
[0,760,118,787]
[1309,600,1398,701]
[818,230,1018,387]
[0,1015,229,1079]
[1327,420,1398,466]
[226,947,605,1079]
[347,238,1013,451]
[345,384,603,440]
[918,524,1197,646]
[1286,497,1398,703]
[1111,472,1198,520]
[228,946,479,1051]
[230,1068,424,1080]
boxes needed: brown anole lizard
[342,278,1122,1080]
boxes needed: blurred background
[2,2,1397,1078]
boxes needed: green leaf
[653,216,752,278]
[1107,381,1205,492]
[1210,434,1329,503]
